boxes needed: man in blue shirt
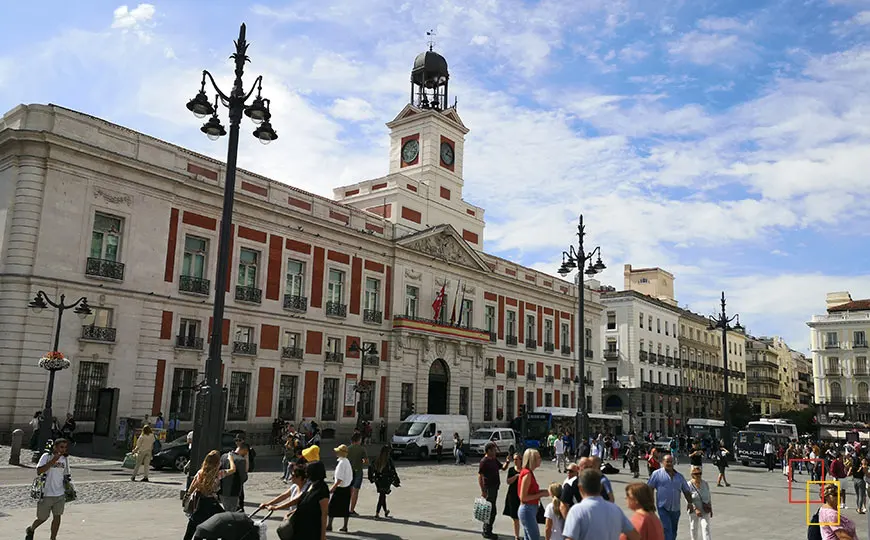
[647,454,694,540]
[563,469,639,540]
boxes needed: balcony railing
[526,339,537,350]
[603,350,619,360]
[235,285,262,304]
[364,356,380,367]
[485,368,496,378]
[586,377,594,387]
[825,367,842,376]
[561,345,571,355]
[232,341,258,355]
[283,294,308,312]
[281,346,303,360]
[507,371,517,380]
[526,373,537,381]
[603,381,621,390]
[656,355,666,365]
[825,343,840,349]
[179,275,210,295]
[326,301,347,318]
[363,309,383,324]
[562,377,572,384]
[545,375,555,383]
[391,316,490,343]
[85,257,125,280]
[857,396,870,403]
[855,369,870,376]
[175,335,204,350]
[506,335,518,347]
[81,325,116,342]
[544,342,555,352]
[325,352,344,364]
[488,332,497,343]
[640,351,648,362]
[585,349,593,358]
[855,342,868,349]
[665,356,674,367]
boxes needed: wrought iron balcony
[281,346,303,360]
[544,342,555,352]
[657,355,666,365]
[526,373,537,381]
[603,381,621,390]
[544,375,555,383]
[561,345,571,355]
[235,285,262,304]
[85,257,125,280]
[507,370,517,380]
[175,335,204,350]
[526,339,537,350]
[283,294,308,312]
[825,367,842,376]
[325,352,344,364]
[81,325,116,342]
[604,349,619,360]
[666,356,674,367]
[586,377,594,386]
[232,341,258,355]
[326,301,347,318]
[559,376,569,384]
[363,309,383,324]
[856,342,868,349]
[364,355,380,367]
[485,368,496,378]
[506,335,518,347]
[489,331,497,343]
[640,351,648,362]
[855,369,870,376]
[391,315,491,343]
[179,275,210,295]
[825,342,840,349]
[585,349,593,359]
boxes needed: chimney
[623,264,632,291]
[826,291,853,310]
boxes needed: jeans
[658,508,682,540]
[483,487,499,535]
[855,478,867,510]
[555,454,567,472]
[518,503,541,540]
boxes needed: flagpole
[457,282,467,327]
[450,279,461,326]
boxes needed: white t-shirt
[37,453,67,497]
[591,442,602,458]
[554,439,565,455]
[334,457,353,487]
[544,501,564,540]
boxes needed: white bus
[687,418,726,442]
[746,418,798,441]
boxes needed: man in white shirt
[554,437,566,472]
[26,438,70,540]
[763,440,776,472]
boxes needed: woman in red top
[621,483,665,540]
[518,448,548,540]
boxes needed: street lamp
[707,292,743,454]
[27,291,91,458]
[184,23,277,485]
[348,340,378,430]
[558,215,606,446]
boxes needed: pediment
[397,225,490,272]
[389,104,423,124]
[441,107,467,129]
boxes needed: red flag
[432,285,446,319]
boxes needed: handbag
[182,491,201,515]
[63,458,77,502]
[122,452,137,469]
[276,513,294,540]
[30,473,46,501]
[473,497,493,523]
[536,502,546,524]
[689,482,712,515]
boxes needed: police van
[735,430,791,467]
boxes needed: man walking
[554,435,566,473]
[347,433,368,515]
[26,438,70,540]
[435,430,444,463]
[764,438,776,472]
[219,442,249,512]
[563,469,640,540]
[477,442,501,540]
[560,463,582,519]
[648,454,694,540]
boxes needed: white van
[468,428,517,456]
[391,414,469,460]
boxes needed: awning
[819,428,870,441]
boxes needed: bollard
[9,428,24,465]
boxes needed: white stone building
[0,49,604,440]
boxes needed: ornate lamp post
[348,340,378,430]
[558,215,606,446]
[184,23,278,484]
[27,291,92,457]
[707,292,743,453]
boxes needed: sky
[1,0,869,351]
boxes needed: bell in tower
[410,44,449,111]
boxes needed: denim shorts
[351,470,364,489]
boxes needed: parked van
[391,414,469,460]
[468,428,517,456]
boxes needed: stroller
[194,507,273,540]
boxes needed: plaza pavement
[0,454,866,539]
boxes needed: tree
[729,395,754,430]
[774,407,816,436]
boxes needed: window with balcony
[170,368,197,421]
[526,314,536,348]
[227,371,251,421]
[461,299,473,328]
[233,326,257,355]
[236,249,262,303]
[405,285,419,318]
[831,381,842,402]
[282,331,303,359]
[485,357,495,377]
[506,390,515,418]
[87,212,125,279]
[561,323,570,354]
[277,375,298,419]
[545,393,553,407]
[321,378,339,421]
[507,311,517,345]
[858,357,868,375]
[81,307,116,342]
[177,318,203,350]
[608,367,617,384]
[827,357,840,374]
[326,337,344,363]
[856,331,867,348]
[562,394,569,407]
[544,319,554,345]
[74,361,109,421]
[826,332,839,348]
[180,236,209,294]
[327,269,346,317]
[546,365,552,377]
[282,259,307,311]
[364,277,382,323]
[485,305,496,341]
[607,311,616,330]
[507,360,516,378]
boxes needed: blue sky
[2,1,870,350]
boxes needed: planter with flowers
[39,351,70,371]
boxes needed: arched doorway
[428,359,449,414]
[604,395,623,413]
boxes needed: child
[544,483,564,540]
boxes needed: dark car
[151,433,238,471]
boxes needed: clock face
[401,139,419,164]
[440,142,455,166]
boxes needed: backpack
[807,507,822,540]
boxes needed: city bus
[746,418,799,441]
[687,418,726,442]
[511,408,624,449]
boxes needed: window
[526,391,534,409]
[606,340,617,353]
[461,299,473,328]
[667,373,671,385]
[665,321,669,336]
[587,395,593,412]
[227,371,251,421]
[546,365,552,377]
[507,311,517,338]
[327,337,342,353]
[237,248,259,287]
[277,375,298,419]
[640,370,644,382]
[657,372,662,384]
[856,331,867,347]
[179,318,200,339]
[506,390,515,418]
[182,236,208,278]
[401,383,415,418]
[607,312,616,330]
[405,286,419,317]
[728,342,733,354]
[544,319,553,344]
[170,368,197,421]
[459,386,469,416]
[561,323,570,347]
[484,389,494,421]
[365,277,380,311]
[438,294,448,323]
[831,382,842,401]
[545,393,553,407]
[639,312,644,328]
[585,328,592,349]
[561,394,569,407]
[285,260,305,296]
[858,357,868,373]
[608,367,617,383]
[83,307,113,328]
[527,363,534,376]
[826,332,838,346]
[656,318,661,333]
[328,269,345,303]
[508,360,515,373]
[648,316,652,330]
[90,212,123,261]
[639,277,649,283]
[486,357,495,371]
[321,378,339,421]
[235,325,254,343]
[74,361,109,421]
[526,315,535,340]
[681,324,685,336]
[485,305,496,333]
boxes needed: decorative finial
[426,29,436,51]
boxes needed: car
[652,437,675,453]
[151,433,238,472]
[468,428,517,456]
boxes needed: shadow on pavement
[354,514,481,536]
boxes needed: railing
[81,325,116,342]
[855,342,869,349]
[281,346,303,359]
[640,351,648,362]
[825,343,840,349]
[363,309,383,324]
[485,368,496,377]
[85,257,125,280]
[603,350,619,360]
[748,391,781,399]
[489,332,497,343]
[561,345,571,355]
[562,377,572,384]
[585,349,593,358]
[175,335,204,350]
[544,342,555,352]
[364,356,380,367]
[586,377,593,386]
[392,316,491,342]
[857,397,870,403]
[507,371,517,380]
[283,294,308,312]
[326,301,347,318]
[506,335,518,346]
[855,369,870,376]
[603,381,621,390]
[232,341,258,355]
[526,373,537,381]
[665,356,674,367]
[235,285,262,304]
[545,375,555,383]
[825,367,842,376]
[325,352,344,364]
[526,339,537,350]
[179,275,210,295]
[656,355,665,365]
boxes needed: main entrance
[427,358,449,414]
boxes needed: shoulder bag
[30,473,46,501]
[63,457,77,502]
[688,482,712,515]
[182,473,201,515]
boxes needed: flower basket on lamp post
[39,351,70,371]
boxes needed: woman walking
[368,445,399,518]
[714,441,731,487]
[182,450,236,540]
[261,465,309,539]
[687,466,712,540]
[327,444,353,533]
[621,483,664,540]
[290,461,331,540]
[503,453,522,540]
[518,448,548,540]
[131,424,155,482]
[851,457,867,514]
[819,483,858,539]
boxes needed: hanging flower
[39,351,70,371]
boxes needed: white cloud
[111,4,155,29]
[329,97,376,121]
[470,35,489,46]
[697,17,750,32]
[852,11,870,24]
[668,32,751,66]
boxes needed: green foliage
[773,407,816,435]
[729,395,755,429]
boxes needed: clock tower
[333,47,485,249]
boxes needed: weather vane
[427,29,436,51]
